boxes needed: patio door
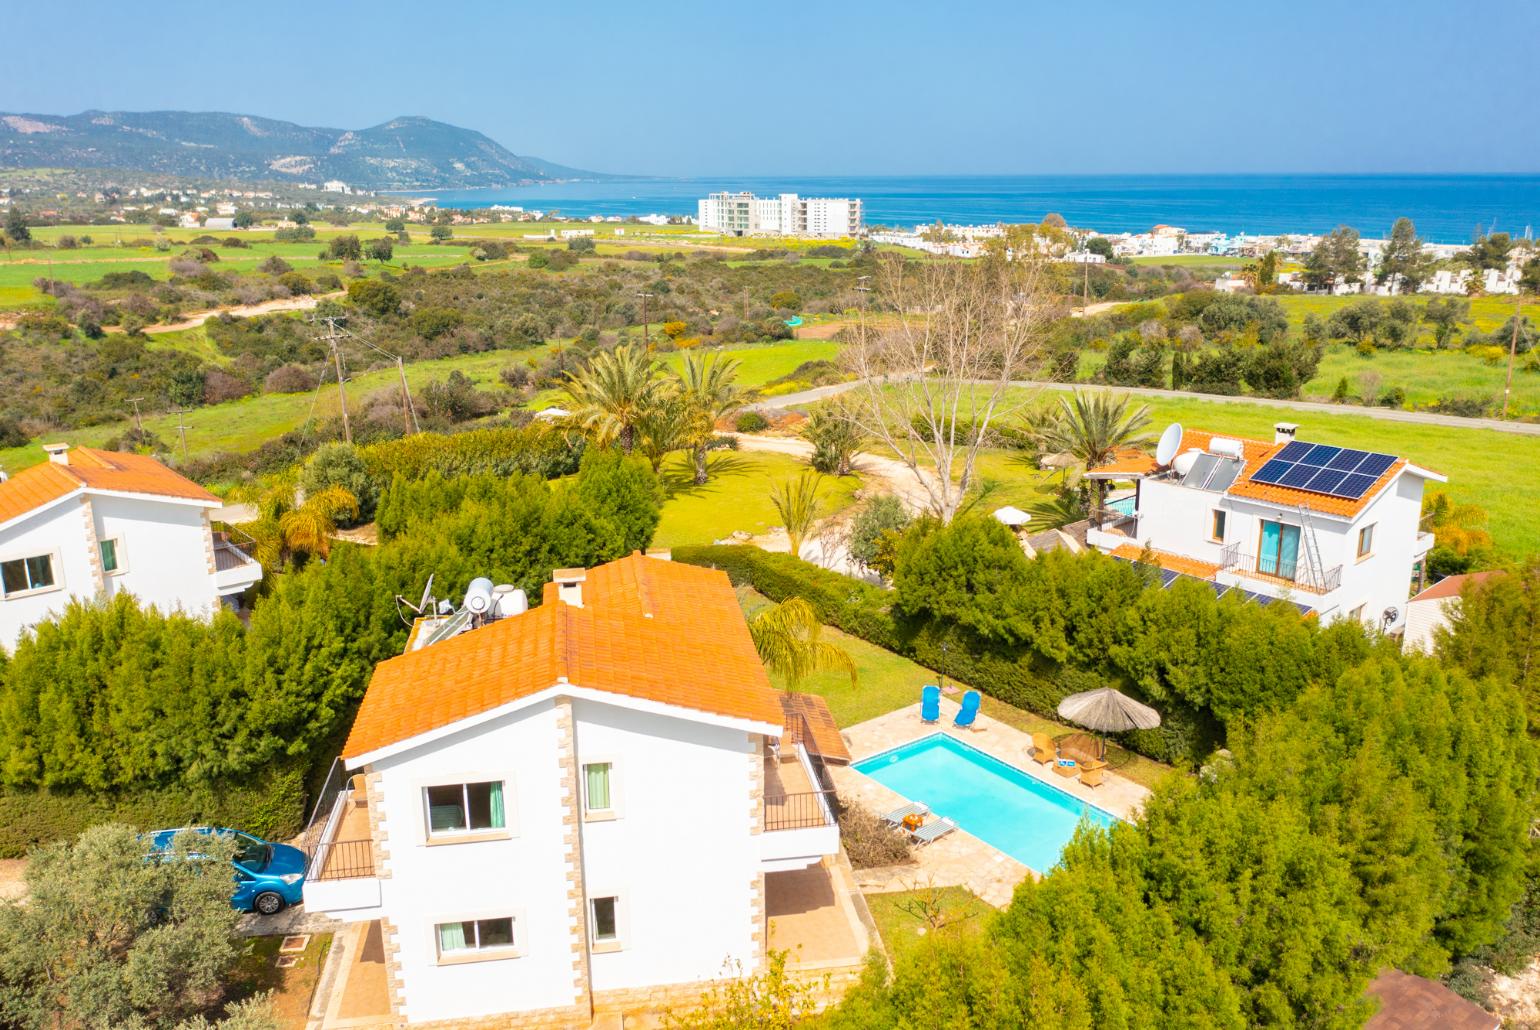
[1259,520,1300,580]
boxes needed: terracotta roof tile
[1365,970,1497,1030]
[0,447,218,528]
[1111,543,1222,579]
[1411,570,1503,603]
[344,554,785,761]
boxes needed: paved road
[753,378,1540,437]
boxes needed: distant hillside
[0,111,604,188]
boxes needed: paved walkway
[830,698,1150,907]
[729,431,943,516]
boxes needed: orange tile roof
[1410,570,1503,603]
[0,447,218,527]
[1087,427,1417,519]
[1111,543,1222,579]
[1228,441,1405,519]
[344,554,786,761]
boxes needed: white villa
[1085,422,1442,633]
[0,444,261,650]
[302,552,846,1027]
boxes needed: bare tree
[841,252,1056,522]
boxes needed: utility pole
[635,291,654,351]
[1503,292,1525,420]
[127,397,144,432]
[310,314,353,443]
[171,407,190,460]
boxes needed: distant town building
[323,180,351,194]
[697,192,862,238]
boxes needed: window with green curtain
[585,763,612,812]
[437,921,469,952]
[99,539,118,573]
[486,781,506,829]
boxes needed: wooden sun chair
[1079,761,1106,788]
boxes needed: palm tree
[749,597,857,693]
[564,344,662,453]
[675,353,744,484]
[802,407,863,477]
[1030,391,1153,515]
[633,390,692,474]
[770,472,824,559]
[239,482,359,569]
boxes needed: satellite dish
[1155,423,1183,466]
[418,573,435,614]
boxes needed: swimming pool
[1107,495,1136,517]
[853,734,1118,872]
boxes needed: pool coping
[853,731,1124,827]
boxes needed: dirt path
[0,859,27,902]
[102,291,345,335]
[730,432,942,515]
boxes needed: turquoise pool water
[853,734,1118,872]
[1107,495,1136,516]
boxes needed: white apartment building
[1085,423,1442,633]
[0,444,261,650]
[697,191,863,237]
[302,552,844,1026]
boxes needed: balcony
[1085,505,1139,551]
[211,533,263,596]
[1220,543,1342,595]
[300,777,381,919]
[761,742,839,872]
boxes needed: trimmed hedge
[674,545,1072,728]
[0,761,307,858]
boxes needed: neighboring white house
[302,552,845,1026]
[1084,422,1443,633]
[697,192,863,237]
[1401,570,1502,654]
[0,444,261,650]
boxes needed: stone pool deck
[830,698,1152,908]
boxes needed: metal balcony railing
[1220,544,1342,594]
[307,838,376,882]
[764,789,838,832]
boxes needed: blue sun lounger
[921,684,941,723]
[953,689,981,729]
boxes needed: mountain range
[0,111,602,189]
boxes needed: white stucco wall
[370,700,577,1023]
[90,494,218,618]
[573,699,758,993]
[362,694,762,1023]
[0,497,95,649]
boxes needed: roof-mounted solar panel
[1327,448,1369,471]
[1251,459,1291,484]
[1275,440,1313,462]
[1305,468,1349,495]
[1302,444,1343,465]
[1337,472,1379,498]
[1356,453,1396,478]
[1279,463,1323,489]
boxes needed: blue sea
[395,174,1538,244]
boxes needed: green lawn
[734,586,1175,791]
[866,887,996,955]
[653,452,861,548]
[1304,343,1540,413]
[1129,254,1245,269]
[1267,293,1520,335]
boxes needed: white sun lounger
[908,816,957,846]
[881,802,929,827]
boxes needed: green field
[0,338,842,474]
[653,451,861,548]
[1130,254,1245,268]
[1267,292,1521,335]
[1303,343,1540,412]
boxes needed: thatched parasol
[1056,687,1161,758]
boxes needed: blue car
[145,826,308,915]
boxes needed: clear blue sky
[5,0,1537,176]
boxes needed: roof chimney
[1273,422,1298,446]
[553,567,586,608]
[42,443,71,465]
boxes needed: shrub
[837,804,912,868]
[259,255,292,275]
[347,277,399,316]
[201,367,252,405]
[735,410,770,433]
[300,441,378,523]
[277,271,314,295]
[769,290,801,310]
[410,305,465,340]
